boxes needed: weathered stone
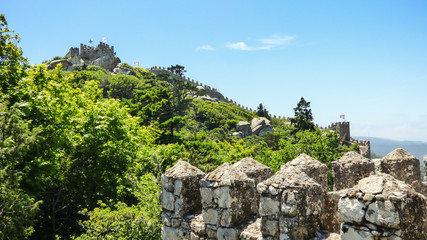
[113,67,136,75]
[259,197,280,216]
[260,166,324,239]
[214,187,232,208]
[236,121,251,137]
[161,225,180,240]
[161,190,175,211]
[240,218,262,240]
[341,225,374,240]
[323,190,347,233]
[339,173,427,240]
[233,157,273,186]
[332,151,375,191]
[47,59,73,70]
[217,227,241,240]
[358,175,384,194]
[251,117,273,136]
[281,190,299,217]
[162,161,205,217]
[174,179,183,196]
[200,187,213,205]
[365,200,400,228]
[282,153,328,190]
[338,198,365,223]
[197,95,219,103]
[380,148,421,185]
[261,218,279,237]
[190,214,206,236]
[203,208,218,225]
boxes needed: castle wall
[160,151,426,240]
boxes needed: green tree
[290,97,315,132]
[0,14,28,104]
[256,103,271,120]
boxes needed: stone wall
[160,150,426,240]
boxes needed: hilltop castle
[47,42,121,71]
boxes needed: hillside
[0,16,363,239]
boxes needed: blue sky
[3,0,427,141]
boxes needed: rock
[190,214,206,236]
[196,95,219,102]
[236,121,251,137]
[338,198,365,223]
[323,190,348,233]
[240,218,262,240]
[217,227,241,240]
[365,200,400,228]
[341,225,374,240]
[202,208,218,225]
[250,117,273,136]
[358,175,384,194]
[113,67,136,75]
[47,59,72,70]
[332,151,375,191]
[282,153,328,190]
[161,190,175,211]
[259,197,280,216]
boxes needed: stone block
[338,198,365,223]
[365,200,400,228]
[259,197,280,216]
[240,218,262,240]
[217,227,241,240]
[261,218,279,237]
[161,190,175,211]
[203,208,218,225]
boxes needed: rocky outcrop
[338,173,426,240]
[332,151,375,191]
[233,117,273,137]
[113,67,136,76]
[47,42,121,71]
[250,117,273,136]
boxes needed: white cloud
[259,36,295,45]
[196,45,214,51]
[226,41,272,51]
[226,35,295,51]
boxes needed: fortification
[160,150,426,240]
[48,42,121,71]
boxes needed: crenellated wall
[160,149,426,240]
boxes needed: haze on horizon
[3,0,427,142]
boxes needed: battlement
[161,151,426,240]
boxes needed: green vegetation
[0,15,358,239]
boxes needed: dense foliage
[0,15,358,239]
